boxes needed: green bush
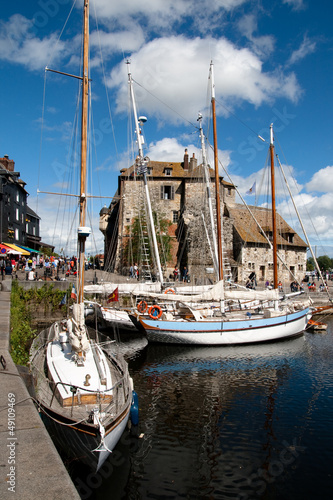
[10,282,71,365]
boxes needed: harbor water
[68,318,333,499]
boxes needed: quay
[0,277,80,500]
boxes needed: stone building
[100,150,307,285]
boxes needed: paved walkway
[0,286,80,499]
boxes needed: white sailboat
[130,63,312,345]
[29,0,136,471]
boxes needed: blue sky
[0,0,333,257]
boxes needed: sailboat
[85,61,165,332]
[29,0,136,471]
[130,63,312,345]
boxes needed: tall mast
[198,113,218,276]
[126,61,164,285]
[209,61,223,281]
[78,0,89,304]
[270,124,278,289]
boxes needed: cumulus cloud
[0,14,67,70]
[306,166,333,193]
[107,36,301,125]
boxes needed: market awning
[2,243,30,256]
[15,244,41,254]
[0,243,20,255]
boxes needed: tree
[121,210,172,273]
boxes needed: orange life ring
[148,305,163,319]
[164,288,175,294]
[137,300,148,313]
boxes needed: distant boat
[29,0,136,471]
[307,319,327,331]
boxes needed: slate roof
[120,160,234,186]
[228,204,307,248]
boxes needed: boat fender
[164,288,175,294]
[137,300,148,313]
[130,390,139,426]
[148,305,163,319]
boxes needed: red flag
[107,287,119,303]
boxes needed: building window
[298,264,303,271]
[16,208,19,221]
[147,167,152,175]
[26,223,29,232]
[227,188,232,196]
[33,227,36,236]
[8,229,14,239]
[126,218,130,223]
[161,185,174,200]
[16,193,19,203]
[173,211,179,223]
[15,228,19,240]
[165,168,172,176]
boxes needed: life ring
[164,288,175,294]
[148,305,163,320]
[137,300,148,313]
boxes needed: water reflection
[72,320,333,500]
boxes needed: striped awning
[15,244,41,254]
[2,243,30,256]
[0,243,20,255]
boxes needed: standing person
[173,266,179,281]
[0,257,5,278]
[182,266,188,282]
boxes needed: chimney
[0,155,15,172]
[183,148,189,170]
[189,153,197,172]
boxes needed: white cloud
[92,0,247,26]
[287,36,316,66]
[0,15,67,70]
[306,166,333,193]
[282,0,306,11]
[108,36,301,126]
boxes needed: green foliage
[9,281,71,366]
[307,255,333,272]
[122,210,172,269]
[316,255,332,272]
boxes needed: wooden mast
[270,124,278,289]
[78,0,89,304]
[210,62,223,281]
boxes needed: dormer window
[164,168,172,176]
[147,167,152,175]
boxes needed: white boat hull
[138,308,311,345]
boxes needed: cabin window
[161,185,174,200]
[173,211,179,223]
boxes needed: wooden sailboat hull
[138,308,311,345]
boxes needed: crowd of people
[0,254,88,281]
